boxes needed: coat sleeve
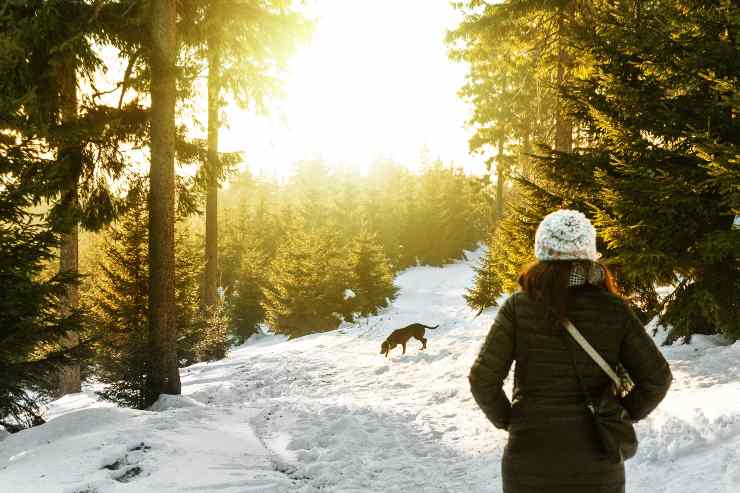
[618,306,673,422]
[469,295,516,430]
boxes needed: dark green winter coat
[470,287,672,493]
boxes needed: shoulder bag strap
[563,318,621,388]
[562,329,597,413]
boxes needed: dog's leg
[402,342,406,355]
[420,337,427,350]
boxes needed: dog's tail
[421,324,439,330]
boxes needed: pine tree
[450,0,594,311]
[465,178,559,310]
[228,242,269,342]
[0,0,179,413]
[289,160,334,231]
[90,199,229,408]
[0,0,151,396]
[544,0,740,341]
[448,0,580,185]
[444,167,488,255]
[56,48,83,397]
[417,162,453,265]
[465,230,500,312]
[220,176,282,341]
[90,201,150,409]
[0,144,81,428]
[173,220,230,364]
[403,162,487,266]
[364,160,409,267]
[146,0,181,405]
[348,227,398,317]
[203,0,223,309]
[333,167,365,242]
[262,225,347,337]
[177,0,310,308]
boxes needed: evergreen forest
[1,0,737,439]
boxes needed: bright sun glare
[221,0,485,179]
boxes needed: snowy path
[2,249,739,492]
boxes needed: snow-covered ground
[2,249,739,492]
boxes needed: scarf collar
[568,261,605,287]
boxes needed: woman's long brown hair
[518,260,619,322]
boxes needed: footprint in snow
[100,442,150,483]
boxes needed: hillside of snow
[2,249,739,492]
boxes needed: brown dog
[380,323,439,357]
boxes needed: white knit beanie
[535,209,599,261]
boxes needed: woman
[469,209,672,493]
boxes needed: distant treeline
[217,159,490,339]
[65,158,489,409]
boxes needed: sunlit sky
[220,0,485,179]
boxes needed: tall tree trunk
[495,137,505,223]
[56,53,81,396]
[495,66,508,224]
[554,13,573,153]
[204,2,221,308]
[146,0,181,406]
[58,226,80,395]
[521,129,532,179]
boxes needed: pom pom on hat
[535,209,599,261]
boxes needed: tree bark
[205,2,222,307]
[56,52,81,397]
[146,0,181,406]
[495,137,505,223]
[58,225,80,395]
[554,13,573,153]
[495,65,508,224]
[522,129,532,179]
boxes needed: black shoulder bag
[562,318,638,463]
